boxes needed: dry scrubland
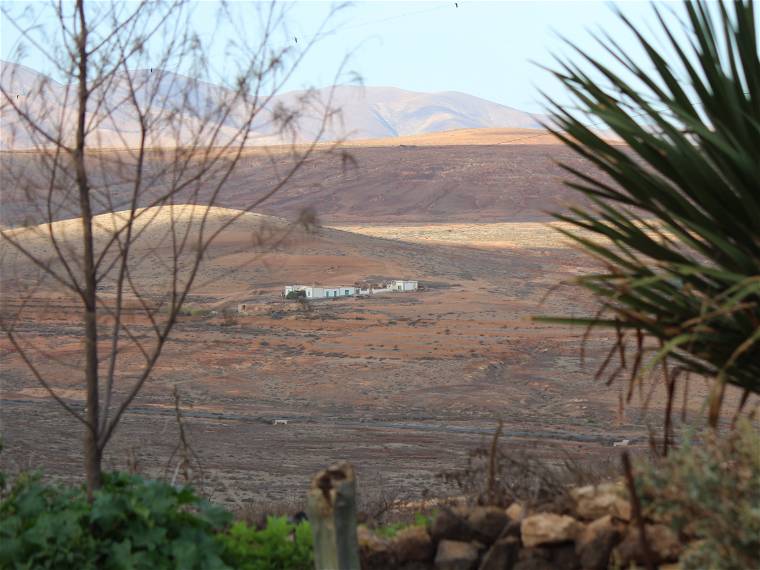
[0,132,601,228]
[0,132,735,504]
[1,203,730,505]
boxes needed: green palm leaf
[539,0,760,432]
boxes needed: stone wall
[358,482,686,570]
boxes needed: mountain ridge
[0,60,548,148]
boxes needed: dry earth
[330,221,589,249]
[1,203,739,506]
[1,129,605,228]
[0,131,744,506]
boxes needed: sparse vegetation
[635,420,760,570]
[219,517,313,570]
[438,423,618,510]
[372,513,432,539]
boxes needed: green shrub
[374,513,432,539]
[285,290,305,300]
[219,516,312,570]
[0,472,231,569]
[635,421,760,570]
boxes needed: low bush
[219,516,312,570]
[0,472,230,569]
[635,420,760,570]
[285,291,305,300]
[0,472,315,570]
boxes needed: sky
[279,0,682,112]
[1,1,698,114]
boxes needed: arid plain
[0,130,729,505]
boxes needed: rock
[358,526,394,569]
[397,563,435,570]
[514,544,580,570]
[435,540,480,570]
[431,508,477,543]
[570,483,631,521]
[513,547,553,570]
[521,513,583,548]
[575,515,624,570]
[468,506,509,544]
[499,519,522,540]
[505,502,526,521]
[513,560,554,570]
[613,523,683,566]
[392,525,435,563]
[478,536,519,570]
[548,543,582,570]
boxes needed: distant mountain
[0,61,548,149]
[265,85,546,141]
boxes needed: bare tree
[0,0,347,496]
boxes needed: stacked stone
[358,482,685,570]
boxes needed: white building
[391,280,418,292]
[283,280,417,299]
[284,285,357,299]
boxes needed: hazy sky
[282,1,682,112]
[2,1,697,113]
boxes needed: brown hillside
[0,131,602,228]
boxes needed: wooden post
[307,462,360,570]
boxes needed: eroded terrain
[1,209,726,505]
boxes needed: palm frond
[541,0,760,429]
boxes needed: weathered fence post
[307,462,360,570]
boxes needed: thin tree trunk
[74,0,102,497]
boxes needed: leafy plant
[373,513,432,539]
[219,516,313,570]
[0,472,231,569]
[541,0,760,431]
[634,420,760,570]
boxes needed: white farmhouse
[391,280,418,292]
[283,280,417,299]
[283,285,357,299]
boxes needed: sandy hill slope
[336,127,561,147]
[2,204,572,307]
[218,142,596,224]
[0,205,442,299]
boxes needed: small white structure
[283,280,417,299]
[612,439,630,447]
[284,285,357,299]
[272,419,289,426]
[392,280,418,292]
